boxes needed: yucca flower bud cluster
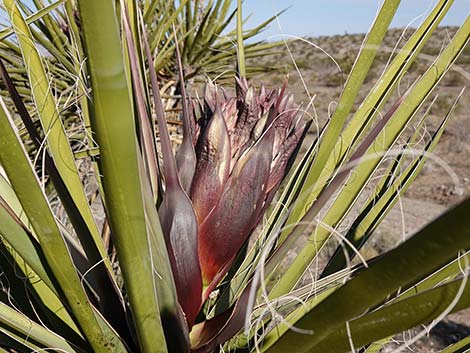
[160,77,310,327]
[187,78,309,284]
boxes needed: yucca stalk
[0,1,469,353]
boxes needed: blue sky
[1,1,467,39]
[243,0,469,39]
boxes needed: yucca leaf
[149,0,189,51]
[0,171,33,232]
[179,0,279,80]
[138,154,190,353]
[143,13,202,331]
[183,1,216,64]
[137,0,281,81]
[311,278,470,353]
[0,241,86,347]
[63,0,102,194]
[152,28,180,72]
[137,13,185,337]
[30,0,69,56]
[225,281,340,352]
[191,280,254,353]
[267,88,408,299]
[0,301,87,353]
[2,85,103,336]
[331,0,454,173]
[135,15,193,353]
[0,327,61,353]
[2,0,110,283]
[362,342,385,353]
[403,252,470,301]
[0,0,67,40]
[200,0,226,46]
[143,0,163,23]
[14,10,74,73]
[6,252,83,342]
[0,100,126,351]
[76,0,167,351]
[264,197,470,353]
[196,41,275,68]
[0,58,126,327]
[282,0,400,233]
[271,17,470,297]
[236,0,245,77]
[321,88,464,276]
[359,251,469,350]
[0,172,88,337]
[122,3,160,204]
[0,331,31,353]
[174,26,197,194]
[261,262,470,353]
[440,337,470,353]
[283,0,453,236]
[181,0,196,55]
[304,248,468,353]
[353,250,470,352]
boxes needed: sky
[1,1,468,39]
[243,0,470,39]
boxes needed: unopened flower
[188,78,309,284]
[158,77,310,327]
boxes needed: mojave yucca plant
[0,0,469,353]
